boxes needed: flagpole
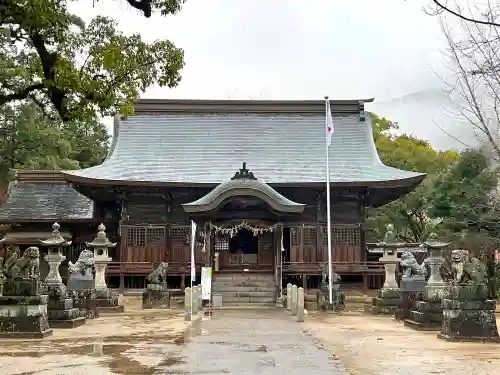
[324,95,333,306]
[190,221,196,320]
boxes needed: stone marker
[0,246,52,338]
[365,224,402,315]
[67,249,99,319]
[86,224,124,313]
[405,233,448,331]
[184,287,192,321]
[142,262,170,309]
[286,283,292,311]
[395,250,427,321]
[438,249,499,342]
[291,285,298,316]
[197,284,203,310]
[296,287,305,322]
[39,223,85,329]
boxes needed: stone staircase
[211,272,277,307]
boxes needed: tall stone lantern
[39,222,71,288]
[86,224,124,313]
[365,224,404,315]
[86,223,116,291]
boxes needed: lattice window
[146,227,166,247]
[126,227,146,247]
[331,226,360,246]
[215,234,229,252]
[303,227,316,246]
[171,226,189,242]
[291,227,300,246]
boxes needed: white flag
[326,99,334,147]
[190,221,197,280]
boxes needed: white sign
[201,267,212,300]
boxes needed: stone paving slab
[159,309,350,374]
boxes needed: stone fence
[286,283,305,322]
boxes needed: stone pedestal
[94,288,124,313]
[438,284,500,342]
[365,287,401,314]
[0,285,52,338]
[395,290,424,321]
[142,284,170,309]
[70,290,100,319]
[405,234,448,331]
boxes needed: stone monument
[0,246,52,338]
[39,223,85,328]
[142,262,170,309]
[365,224,403,314]
[405,233,448,330]
[438,249,499,342]
[395,250,428,320]
[317,262,345,311]
[86,224,124,313]
[67,249,99,319]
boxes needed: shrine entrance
[228,228,258,267]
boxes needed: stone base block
[48,307,81,321]
[0,314,52,338]
[405,300,443,331]
[142,290,170,309]
[49,317,86,329]
[395,291,423,321]
[0,295,48,307]
[366,293,399,315]
[3,279,40,296]
[439,302,499,342]
[70,292,99,319]
[364,304,398,315]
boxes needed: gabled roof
[62,99,425,187]
[182,163,305,214]
[0,171,94,222]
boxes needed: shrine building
[0,99,425,293]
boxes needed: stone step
[213,274,274,281]
[213,291,276,298]
[212,281,276,288]
[212,286,277,293]
[219,299,277,305]
[210,302,277,309]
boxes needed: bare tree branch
[431,0,500,27]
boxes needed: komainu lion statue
[0,246,40,279]
[68,249,95,276]
[400,251,427,279]
[147,262,168,285]
[450,249,487,285]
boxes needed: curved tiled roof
[62,102,424,186]
[182,178,305,214]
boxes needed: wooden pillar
[119,264,125,292]
[302,273,307,290]
[181,272,186,291]
[362,272,368,293]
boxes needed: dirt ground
[304,309,500,375]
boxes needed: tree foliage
[0,102,109,185]
[365,114,460,242]
[0,0,185,122]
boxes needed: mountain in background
[368,88,477,151]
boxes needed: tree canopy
[0,0,185,122]
[0,102,110,185]
[365,114,460,242]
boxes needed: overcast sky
[69,0,447,102]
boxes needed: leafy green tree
[0,0,185,122]
[365,114,461,242]
[0,102,110,184]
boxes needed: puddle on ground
[0,316,203,375]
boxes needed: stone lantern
[39,222,71,287]
[365,224,404,315]
[86,223,116,291]
[86,224,123,313]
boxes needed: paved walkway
[160,309,350,375]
